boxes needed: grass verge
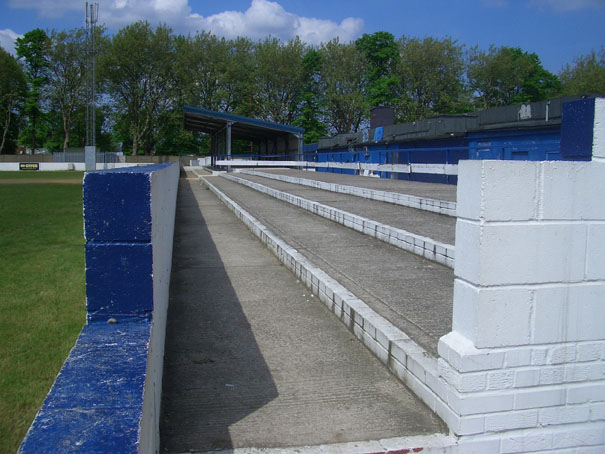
[0,171,84,180]
[0,182,85,454]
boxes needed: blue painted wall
[467,129,561,161]
[312,125,562,185]
[19,163,179,454]
[307,97,605,184]
[560,98,595,161]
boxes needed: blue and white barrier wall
[19,163,179,454]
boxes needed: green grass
[0,171,84,180]
[0,183,86,454]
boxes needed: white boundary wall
[0,162,155,171]
[435,159,605,452]
[214,159,459,175]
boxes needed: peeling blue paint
[83,163,172,242]
[19,163,179,454]
[85,242,153,322]
[18,323,150,454]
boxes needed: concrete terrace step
[246,169,459,203]
[240,169,457,216]
[200,175,454,355]
[250,168,456,197]
[224,172,456,268]
[199,175,457,433]
[160,178,449,453]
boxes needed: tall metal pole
[85,2,98,148]
[85,2,99,170]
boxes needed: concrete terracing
[254,168,458,202]
[230,172,456,245]
[200,175,454,356]
[160,177,448,453]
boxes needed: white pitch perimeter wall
[434,158,605,453]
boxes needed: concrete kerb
[199,175,457,441]
[222,173,455,268]
[238,168,457,217]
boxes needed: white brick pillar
[437,159,605,451]
[593,97,605,163]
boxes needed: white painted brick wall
[592,97,605,161]
[438,154,605,452]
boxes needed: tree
[293,48,327,143]
[560,47,605,95]
[100,21,175,155]
[15,28,50,152]
[468,45,561,109]
[319,39,368,134]
[0,47,26,153]
[395,36,470,122]
[223,37,255,116]
[253,37,306,124]
[355,31,399,107]
[47,28,89,152]
[175,32,229,112]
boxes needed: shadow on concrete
[160,180,278,453]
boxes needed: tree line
[1,23,604,155]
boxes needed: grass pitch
[0,170,84,180]
[0,178,86,453]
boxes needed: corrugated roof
[183,105,304,141]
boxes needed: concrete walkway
[204,176,454,357]
[160,178,447,453]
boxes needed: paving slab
[160,179,447,453]
[255,168,458,202]
[206,176,454,357]
[232,173,456,245]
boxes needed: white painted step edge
[223,173,454,269]
[239,168,457,217]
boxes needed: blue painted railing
[19,163,179,454]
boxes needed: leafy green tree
[319,38,368,134]
[560,47,605,95]
[355,31,399,107]
[154,107,205,155]
[293,48,327,143]
[395,36,470,122]
[47,28,89,152]
[0,47,26,154]
[223,37,256,116]
[253,37,306,124]
[100,21,175,155]
[175,32,229,111]
[15,28,50,152]
[468,45,561,109]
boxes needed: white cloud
[7,0,363,45]
[0,29,22,55]
[530,0,605,11]
[101,0,192,28]
[187,0,363,44]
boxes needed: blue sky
[1,0,604,73]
